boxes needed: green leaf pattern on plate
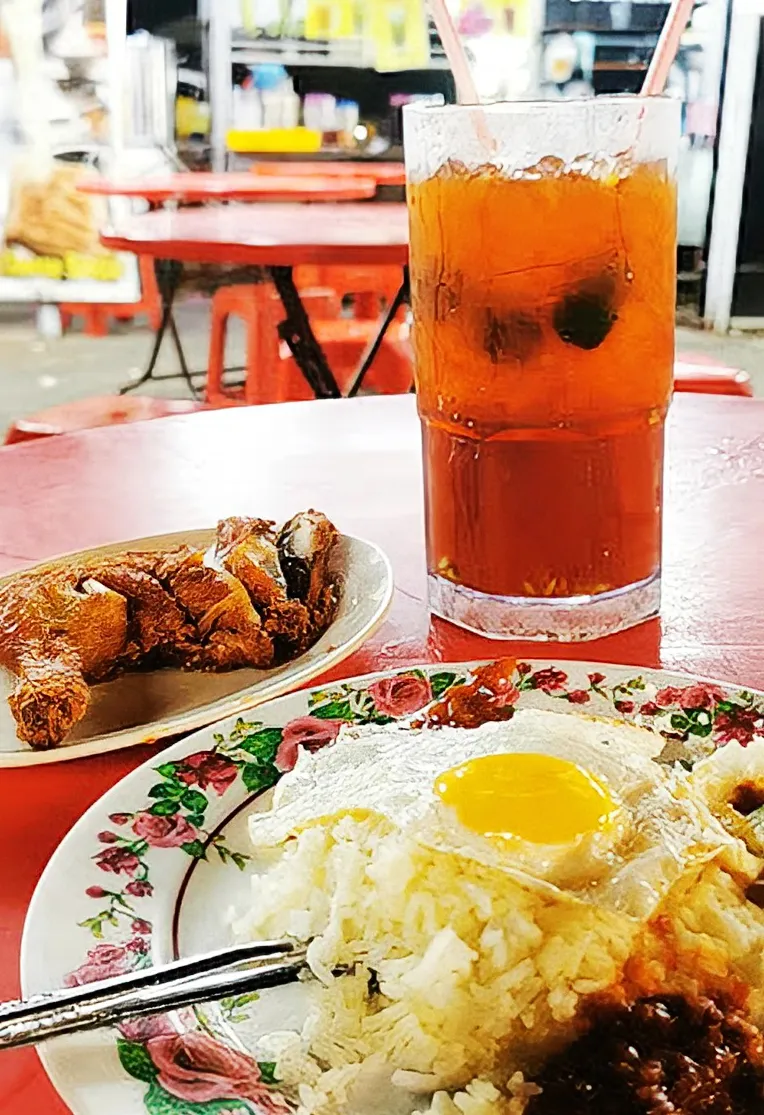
[144,1082,252,1115]
[65,660,764,1114]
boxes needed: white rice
[230,727,764,1114]
[233,811,637,1112]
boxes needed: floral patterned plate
[0,529,393,767]
[21,658,764,1115]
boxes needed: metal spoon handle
[0,946,306,1050]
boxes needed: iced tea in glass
[404,97,679,640]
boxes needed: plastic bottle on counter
[281,83,301,129]
[336,99,360,147]
[303,93,337,134]
[233,83,262,130]
[253,65,300,130]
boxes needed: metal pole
[704,0,761,332]
[208,0,232,173]
[105,0,128,158]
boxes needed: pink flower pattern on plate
[118,1014,178,1042]
[132,813,197,849]
[176,752,239,796]
[368,673,433,717]
[64,943,140,987]
[275,716,341,772]
[125,879,153,898]
[94,846,141,876]
[654,685,685,708]
[677,683,725,710]
[147,1032,289,1112]
[714,707,762,745]
[65,661,764,1115]
[529,667,568,693]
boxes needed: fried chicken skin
[0,512,340,749]
[215,518,311,655]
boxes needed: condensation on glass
[404,97,680,641]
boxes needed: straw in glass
[641,0,696,96]
[426,0,494,151]
[427,0,480,105]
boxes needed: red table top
[101,202,409,266]
[249,160,406,186]
[78,171,377,203]
[1,392,763,1113]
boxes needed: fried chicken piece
[0,511,339,749]
[87,559,198,667]
[8,652,90,751]
[0,569,129,748]
[154,547,274,670]
[215,518,311,654]
[278,510,340,632]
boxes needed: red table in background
[78,171,377,204]
[102,206,753,403]
[81,176,384,398]
[102,203,410,400]
[84,172,749,404]
[1,392,764,1113]
[102,203,409,267]
[248,160,406,186]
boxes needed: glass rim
[403,94,676,118]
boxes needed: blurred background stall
[0,0,763,445]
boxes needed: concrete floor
[0,300,763,439]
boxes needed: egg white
[249,709,741,920]
[687,737,764,871]
[690,735,764,810]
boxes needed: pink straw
[427,0,481,106]
[426,0,495,153]
[641,0,696,96]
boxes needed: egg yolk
[434,752,618,844]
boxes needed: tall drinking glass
[404,97,679,641]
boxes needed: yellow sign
[365,0,430,71]
[0,251,63,280]
[240,0,259,31]
[305,0,357,40]
[0,249,123,282]
[241,0,306,37]
[459,0,530,37]
[63,253,124,282]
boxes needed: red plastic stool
[59,256,163,337]
[674,361,753,397]
[294,264,403,320]
[4,395,207,446]
[206,284,342,406]
[276,318,413,401]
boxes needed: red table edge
[249,161,406,186]
[0,390,762,1115]
[78,176,377,203]
[99,233,409,268]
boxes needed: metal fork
[0,940,308,1050]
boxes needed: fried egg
[435,751,620,843]
[249,709,739,919]
[690,736,764,811]
[689,737,764,869]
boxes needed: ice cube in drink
[406,108,678,640]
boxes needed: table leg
[168,300,198,398]
[269,266,341,400]
[119,260,198,398]
[346,267,410,399]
